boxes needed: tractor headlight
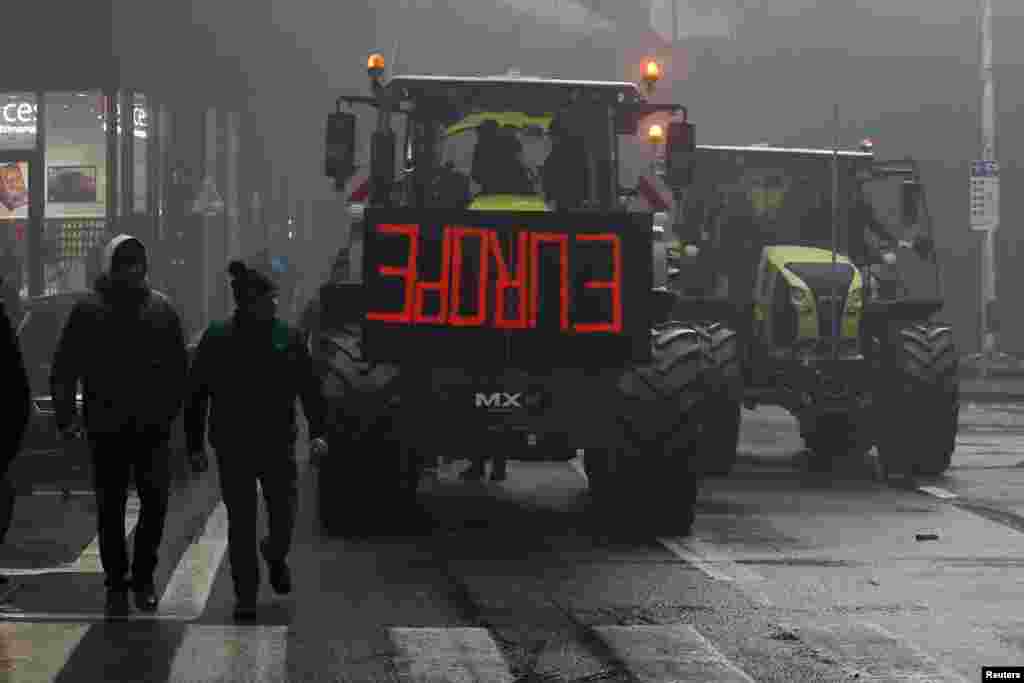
[846,287,863,313]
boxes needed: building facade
[1,0,275,337]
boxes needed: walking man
[185,260,328,621]
[0,299,31,595]
[51,234,188,616]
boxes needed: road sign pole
[968,0,1012,377]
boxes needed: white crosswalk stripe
[658,535,974,683]
[159,502,230,620]
[792,620,971,682]
[0,623,90,680]
[168,625,288,683]
[388,628,515,683]
[595,624,756,683]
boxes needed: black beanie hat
[228,260,277,301]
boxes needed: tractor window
[440,113,551,198]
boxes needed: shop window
[0,92,36,151]
[43,92,108,294]
[0,160,29,299]
[133,93,148,214]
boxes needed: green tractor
[669,143,958,477]
[305,53,742,537]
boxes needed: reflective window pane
[0,160,30,300]
[44,92,108,295]
[133,93,148,214]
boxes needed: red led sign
[364,223,623,334]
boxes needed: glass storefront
[44,92,107,293]
[0,90,166,297]
[1,87,241,335]
[1,93,37,299]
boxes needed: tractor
[667,142,958,477]
[306,53,742,537]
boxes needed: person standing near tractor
[185,260,329,620]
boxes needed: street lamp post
[969,0,1014,376]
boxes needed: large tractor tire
[313,324,416,537]
[697,322,743,477]
[875,322,959,477]
[585,321,707,538]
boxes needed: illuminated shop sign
[0,102,36,135]
[0,100,148,138]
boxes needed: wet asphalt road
[0,400,1023,681]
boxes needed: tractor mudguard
[862,298,943,326]
[670,294,748,329]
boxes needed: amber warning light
[642,59,662,84]
[367,53,386,76]
[647,124,665,145]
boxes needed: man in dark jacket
[50,234,188,617]
[185,260,328,621]
[1,300,30,595]
[0,247,21,329]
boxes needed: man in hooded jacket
[50,234,188,616]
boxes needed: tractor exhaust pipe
[830,103,841,361]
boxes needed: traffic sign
[192,176,225,217]
[970,159,999,230]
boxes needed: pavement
[958,374,1024,403]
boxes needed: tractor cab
[674,144,940,357]
[325,56,693,216]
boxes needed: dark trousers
[215,445,298,602]
[89,434,171,591]
[0,449,18,544]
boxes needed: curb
[959,392,1024,404]
[734,452,798,467]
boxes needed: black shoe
[133,585,159,613]
[261,540,293,595]
[105,589,132,618]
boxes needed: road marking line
[595,624,756,683]
[0,610,193,622]
[0,622,90,679]
[389,627,515,682]
[168,625,288,682]
[660,540,972,682]
[795,620,971,682]
[0,495,141,576]
[159,502,229,620]
[917,486,959,500]
[658,537,772,606]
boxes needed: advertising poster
[48,166,97,204]
[0,161,29,219]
